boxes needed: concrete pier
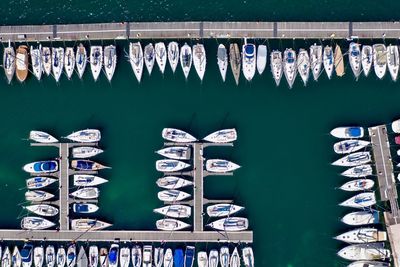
[59,143,70,230]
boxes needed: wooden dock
[2,21,400,42]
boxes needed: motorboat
[297,48,310,86]
[3,247,12,267]
[217,44,228,81]
[340,192,376,209]
[108,244,119,267]
[21,244,33,267]
[90,46,103,81]
[156,218,190,231]
[270,50,283,86]
[142,246,152,267]
[242,247,254,267]
[219,247,229,267]
[310,44,322,81]
[119,247,130,267]
[163,249,172,267]
[283,48,297,89]
[155,42,167,74]
[30,45,42,81]
[193,43,206,81]
[333,140,370,154]
[66,129,101,143]
[72,147,104,158]
[341,164,373,178]
[387,44,399,81]
[180,43,192,79]
[52,47,64,82]
[205,159,241,173]
[99,248,108,267]
[29,131,58,143]
[341,210,380,226]
[208,250,218,267]
[156,146,191,160]
[3,41,16,84]
[156,176,193,189]
[56,247,66,267]
[167,42,179,73]
[64,47,75,80]
[230,248,240,267]
[70,187,99,199]
[23,160,58,174]
[242,39,256,81]
[330,126,364,138]
[71,219,112,231]
[104,45,117,82]
[229,43,241,85]
[12,246,22,267]
[184,246,195,267]
[26,177,57,189]
[45,246,55,267]
[24,204,58,217]
[337,243,390,261]
[66,244,76,267]
[162,128,196,143]
[73,175,108,186]
[206,204,244,217]
[129,42,144,82]
[331,152,371,167]
[153,204,191,218]
[155,159,190,172]
[25,190,54,202]
[75,43,87,79]
[88,246,98,267]
[34,246,44,267]
[16,45,29,82]
[197,252,207,267]
[157,190,191,202]
[153,247,163,267]
[41,47,51,76]
[76,247,88,267]
[257,45,267,75]
[131,246,141,267]
[323,45,334,79]
[362,45,373,77]
[174,249,183,267]
[334,45,345,77]
[348,261,390,267]
[339,179,374,191]
[71,159,110,171]
[373,44,387,79]
[203,128,237,143]
[72,203,99,214]
[334,228,387,244]
[207,217,249,231]
[349,42,362,79]
[392,118,400,133]
[144,43,155,75]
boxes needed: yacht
[33,246,44,267]
[23,160,58,174]
[90,46,103,81]
[3,247,11,267]
[156,176,193,189]
[361,45,373,77]
[30,45,42,81]
[205,159,241,173]
[129,42,144,82]
[167,42,179,73]
[163,249,172,267]
[72,203,99,214]
[339,179,375,192]
[348,261,390,267]
[193,43,206,81]
[156,146,191,160]
[29,130,58,143]
[104,45,117,82]
[217,44,228,82]
[257,45,267,75]
[73,175,108,186]
[71,219,112,231]
[66,129,101,143]
[155,159,190,172]
[144,43,155,75]
[99,248,108,267]
[387,44,399,81]
[66,245,76,267]
[88,246,98,267]
[203,128,237,143]
[373,44,387,79]
[153,247,163,267]
[41,47,52,76]
[270,50,283,86]
[157,190,191,202]
[26,177,57,189]
[331,152,371,167]
[229,43,241,85]
[334,44,345,77]
[330,126,364,138]
[341,164,373,178]
[333,140,370,154]
[70,187,99,199]
[207,217,249,231]
[119,247,130,267]
[77,247,88,267]
[340,192,376,209]
[131,246,141,267]
[45,246,55,267]
[56,247,66,267]
[341,210,380,226]
[230,248,240,267]
[3,41,15,84]
[108,244,119,267]
[64,47,75,80]
[25,190,54,202]
[16,45,29,82]
[180,43,192,79]
[52,47,64,82]
[197,252,207,267]
[24,204,58,217]
[12,246,22,267]
[283,48,297,89]
[323,46,334,79]
[297,48,310,86]
[337,243,390,261]
[208,250,218,267]
[71,160,109,171]
[153,204,191,218]
[310,44,323,80]
[219,247,229,267]
[21,244,33,267]
[335,228,387,244]
[72,146,104,158]
[242,247,254,267]
[206,204,244,217]
[349,42,362,79]
[142,246,152,267]
[156,218,190,231]
[173,249,183,267]
[162,128,197,142]
[75,43,87,79]
[184,246,195,267]
[155,42,167,74]
[242,39,256,81]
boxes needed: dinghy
[219,247,229,267]
[66,129,101,143]
[71,160,109,171]
[64,47,75,80]
[46,246,55,267]
[25,190,54,202]
[184,247,195,267]
[387,44,399,81]
[12,246,22,267]
[90,46,103,81]
[16,45,29,82]
[30,45,42,81]
[155,159,190,172]
[156,218,190,231]
[99,248,108,267]
[157,190,191,202]
[330,126,364,138]
[153,204,191,218]
[242,39,256,81]
[23,160,58,174]
[21,244,33,267]
[155,42,167,74]
[21,216,55,230]
[333,140,370,154]
[52,47,64,82]
[70,187,99,199]
[208,250,218,267]
[41,47,52,76]
[119,247,130,267]
[73,175,108,186]
[337,243,390,261]
[297,48,310,86]
[180,43,192,79]
[310,44,322,81]
[33,246,44,267]
[323,45,334,79]
[203,128,237,143]
[373,44,387,79]
[331,152,371,167]
[144,43,155,75]
[349,42,362,79]
[108,244,119,267]
[29,131,58,143]
[283,48,297,89]
[341,210,380,226]
[167,42,179,73]
[104,45,117,82]
[270,50,283,86]
[206,159,241,173]
[163,249,172,267]
[193,43,206,81]
[142,246,152,267]
[207,217,249,231]
[153,248,163,267]
[26,177,57,189]
[339,179,374,191]
[162,128,196,143]
[24,204,58,217]
[72,146,104,158]
[56,247,66,267]
[156,176,193,189]
[197,252,207,267]
[156,146,191,160]
[75,43,87,79]
[71,219,112,231]
[242,247,254,267]
[66,244,76,267]
[131,246,142,267]
[3,247,11,267]
[88,246,98,267]
[3,41,15,84]
[229,43,241,85]
[340,192,376,209]
[257,45,267,75]
[335,228,387,244]
[206,204,244,217]
[217,44,228,82]
[129,42,144,82]
[334,45,345,77]
[72,203,99,214]
[341,164,373,178]
[230,248,240,267]
[361,45,373,77]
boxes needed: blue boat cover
[349,127,361,137]
[174,249,184,267]
[76,160,93,170]
[184,247,195,267]
[245,45,254,55]
[33,161,57,172]
[75,204,89,213]
[109,248,118,263]
[20,244,33,261]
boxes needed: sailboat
[66,245,76,267]
[72,146,104,158]
[75,43,87,79]
[24,204,59,217]
[73,175,108,186]
[66,129,101,143]
[41,47,52,76]
[241,247,254,267]
[310,44,322,81]
[334,228,387,244]
[167,42,179,73]
[153,204,191,218]
[76,247,88,267]
[161,128,196,143]
[129,42,144,82]
[349,42,362,79]
[3,247,12,267]
[155,42,167,74]
[173,250,183,267]
[229,43,241,85]
[30,45,42,81]
[29,130,58,143]
[157,190,191,202]
[323,46,334,79]
[193,43,206,81]
[52,47,64,82]
[361,45,373,77]
[131,246,142,267]
[156,160,190,172]
[219,247,229,267]
[64,47,75,80]
[339,192,376,209]
[339,179,374,192]
[12,246,22,267]
[207,217,249,231]
[156,218,190,231]
[205,159,241,173]
[297,48,310,86]
[208,250,218,267]
[341,164,373,178]
[334,45,345,77]
[119,247,130,267]
[332,152,371,167]
[206,204,244,217]
[153,247,163,267]
[387,44,399,81]
[45,246,55,267]
[257,45,267,75]
[21,244,33,267]
[373,44,387,79]
[230,248,240,267]
[270,50,283,86]
[156,146,191,160]
[16,45,29,82]
[71,219,112,231]
[341,210,380,226]
[348,262,390,267]
[104,45,117,82]
[180,43,192,79]
[163,249,172,267]
[283,48,297,89]
[21,216,55,230]
[184,247,195,267]
[333,139,370,154]
[144,43,155,75]
[203,128,237,143]
[3,41,16,84]
[56,247,66,267]
[70,187,99,199]
[337,243,390,261]
[217,44,228,82]
[156,176,193,189]
[71,159,109,171]
[25,190,54,202]
[242,39,256,81]
[33,246,44,267]
[90,46,103,81]
[197,252,207,267]
[26,177,57,189]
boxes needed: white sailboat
[341,164,373,178]
[12,246,22,267]
[167,42,179,73]
[297,48,310,86]
[203,128,237,143]
[206,204,244,217]
[153,248,163,267]
[71,219,112,231]
[21,216,55,230]
[197,252,207,267]
[104,45,117,82]
[339,179,375,192]
[131,246,142,267]
[207,217,249,231]
[341,210,380,226]
[337,243,390,261]
[3,41,16,84]
[157,190,191,202]
[72,146,104,158]
[90,46,103,81]
[144,43,155,75]
[64,47,75,80]
[256,45,267,75]
[349,42,362,79]
[340,192,376,209]
[41,47,52,76]
[156,146,191,160]
[75,43,87,79]
[45,246,55,267]
[163,249,172,267]
[119,247,130,267]
[348,261,390,267]
[153,204,191,218]
[156,159,190,172]
[208,250,218,267]
[24,204,58,217]
[70,187,99,199]
[30,45,42,81]
[73,175,108,186]
[161,128,197,143]
[52,47,64,82]
[66,129,101,143]
[33,246,44,267]
[129,42,144,83]
[270,50,283,86]
[310,44,322,81]
[334,228,386,244]
[361,45,373,77]
[242,247,254,267]
[56,247,66,267]
[156,176,193,189]
[323,45,334,79]
[193,43,206,81]
[66,244,76,267]
[156,218,190,231]
[155,42,167,74]
[206,159,241,173]
[219,247,229,267]
[373,44,387,79]
[180,43,192,79]
[26,177,57,189]
[217,44,228,82]
[333,140,370,154]
[386,44,399,81]
[242,39,256,81]
[25,190,54,202]
[332,152,371,167]
[230,248,240,267]
[283,48,297,89]
[29,131,58,143]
